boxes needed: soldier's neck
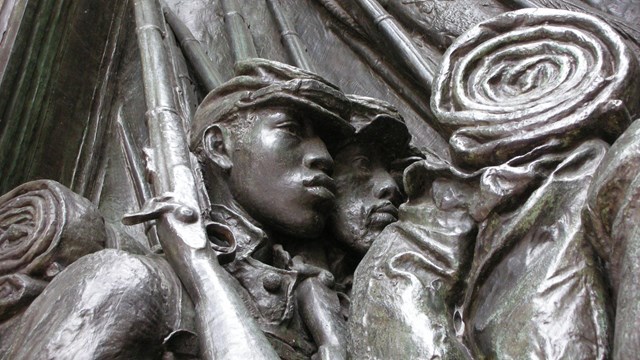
[206,176,255,223]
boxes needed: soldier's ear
[202,124,233,172]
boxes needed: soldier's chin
[348,229,380,255]
[273,212,326,239]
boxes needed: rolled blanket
[0,180,106,280]
[432,8,640,169]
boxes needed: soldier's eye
[277,121,303,137]
[352,156,371,173]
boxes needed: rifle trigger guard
[122,194,198,225]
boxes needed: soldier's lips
[305,186,336,202]
[303,174,336,202]
[368,202,398,227]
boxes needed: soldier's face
[330,142,401,254]
[228,107,336,239]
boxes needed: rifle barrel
[164,8,223,91]
[132,1,278,359]
[354,0,435,90]
[220,0,258,63]
[266,0,316,72]
[162,8,216,224]
[330,22,438,129]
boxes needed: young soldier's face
[228,106,336,238]
[330,142,402,254]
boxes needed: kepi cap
[190,58,354,151]
[342,94,412,160]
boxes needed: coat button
[263,273,283,293]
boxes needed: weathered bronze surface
[0,0,639,359]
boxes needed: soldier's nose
[372,169,401,205]
[303,137,334,175]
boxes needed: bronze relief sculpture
[191,58,354,359]
[0,0,639,359]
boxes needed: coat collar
[209,204,270,261]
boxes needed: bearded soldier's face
[329,142,401,254]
